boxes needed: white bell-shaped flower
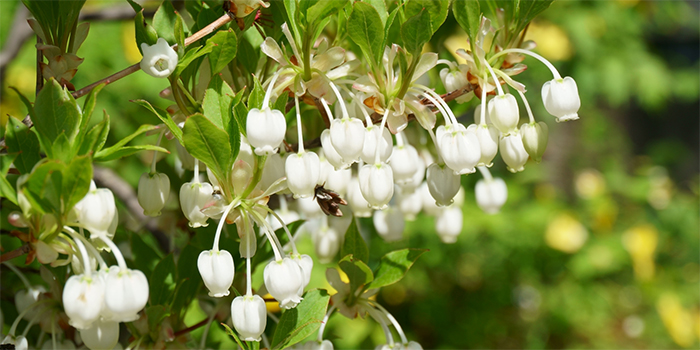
[62,274,105,329]
[400,152,426,193]
[264,257,304,309]
[297,196,324,218]
[541,76,580,122]
[474,103,491,125]
[347,178,372,217]
[359,163,394,210]
[74,182,116,238]
[419,182,441,216]
[80,319,119,350]
[313,225,341,264]
[439,65,469,93]
[231,294,267,341]
[475,178,508,214]
[499,133,529,173]
[320,129,348,170]
[390,144,419,185]
[102,266,149,322]
[467,123,499,167]
[286,151,321,199]
[319,160,352,196]
[2,335,28,350]
[137,172,170,217]
[520,121,549,163]
[437,124,481,175]
[426,163,461,206]
[246,107,286,156]
[15,285,46,321]
[435,206,463,243]
[140,38,178,78]
[292,254,314,290]
[330,117,365,164]
[301,340,335,350]
[487,93,520,134]
[360,125,393,164]
[373,207,405,242]
[197,249,235,297]
[396,187,422,220]
[180,181,213,228]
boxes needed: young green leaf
[366,248,427,290]
[347,1,385,67]
[80,83,105,130]
[150,254,177,306]
[94,145,170,162]
[341,219,369,263]
[93,124,160,161]
[207,30,238,75]
[270,289,331,350]
[0,154,18,205]
[33,79,82,145]
[401,9,432,55]
[174,12,186,56]
[452,0,481,46]
[134,9,159,53]
[307,0,349,28]
[339,255,374,295]
[78,111,110,156]
[5,117,41,175]
[248,76,265,110]
[152,0,178,44]
[183,113,233,182]
[405,0,449,35]
[131,99,183,144]
[232,87,249,137]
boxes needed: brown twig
[0,244,31,263]
[173,318,209,337]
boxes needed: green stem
[240,155,267,199]
[396,53,419,99]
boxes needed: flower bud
[33,240,58,264]
[138,172,170,217]
[321,129,351,170]
[8,211,28,228]
[238,217,258,258]
[198,249,235,297]
[140,38,178,78]
[313,225,341,264]
[180,181,213,228]
[373,207,405,242]
[264,257,304,309]
[435,206,463,243]
[103,266,149,322]
[231,294,267,341]
[292,254,314,290]
[390,144,419,185]
[16,286,46,321]
[246,107,286,156]
[360,126,393,164]
[475,178,508,214]
[439,65,469,92]
[74,183,116,238]
[359,163,394,210]
[330,118,365,164]
[80,319,119,350]
[437,124,480,175]
[346,178,372,217]
[541,76,580,122]
[520,121,549,163]
[487,94,520,134]
[499,133,529,173]
[426,163,461,207]
[286,151,321,199]
[467,123,499,167]
[62,274,105,329]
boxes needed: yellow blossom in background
[657,293,696,347]
[622,224,658,281]
[443,29,470,65]
[647,166,674,210]
[122,21,142,64]
[545,214,588,253]
[524,21,573,61]
[264,293,281,313]
[575,169,606,199]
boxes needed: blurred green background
[1,0,698,349]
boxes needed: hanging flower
[140,38,178,78]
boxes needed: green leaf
[80,83,104,130]
[366,248,427,290]
[131,99,183,145]
[131,232,161,277]
[339,255,373,296]
[183,113,232,182]
[150,253,177,306]
[152,0,178,44]
[361,0,387,26]
[340,219,368,263]
[202,74,235,130]
[33,79,81,145]
[248,76,265,110]
[0,154,18,205]
[401,9,431,55]
[236,38,259,74]
[21,156,92,216]
[134,9,159,53]
[93,124,160,160]
[5,117,41,175]
[452,0,481,45]
[271,289,331,350]
[51,133,72,163]
[220,323,246,350]
[207,30,238,75]
[174,12,186,56]
[384,5,400,47]
[173,44,215,77]
[405,0,449,35]
[146,305,171,336]
[347,1,385,67]
[307,0,349,27]
[233,89,249,137]
[78,111,110,156]
[94,145,169,162]
[61,156,93,213]
[514,0,553,34]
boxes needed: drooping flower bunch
[2,0,578,349]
